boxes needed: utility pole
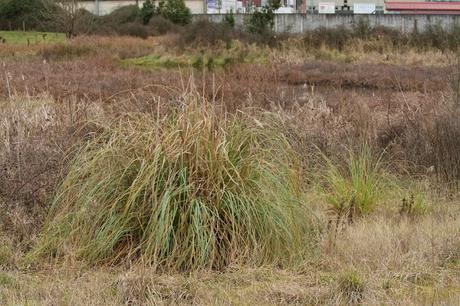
[95,0,100,16]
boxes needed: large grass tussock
[34,100,311,271]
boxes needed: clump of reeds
[32,95,311,271]
[316,144,389,223]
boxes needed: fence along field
[0,1,459,305]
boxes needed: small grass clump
[317,145,388,222]
[32,98,311,271]
[0,241,13,266]
[399,184,430,217]
[337,270,366,304]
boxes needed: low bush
[115,22,150,39]
[175,19,283,48]
[32,99,311,271]
[427,110,460,188]
[100,5,140,25]
[72,8,100,36]
[178,20,236,47]
[410,24,449,51]
[78,6,155,38]
[303,22,460,52]
[373,26,407,48]
[149,15,179,35]
[351,18,373,40]
[399,78,460,189]
[38,43,92,60]
[303,27,351,51]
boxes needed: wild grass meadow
[0,15,459,305]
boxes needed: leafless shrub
[38,43,92,61]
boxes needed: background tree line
[0,0,191,38]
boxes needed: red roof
[386,2,460,11]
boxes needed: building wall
[302,0,431,13]
[195,14,460,33]
[78,0,205,15]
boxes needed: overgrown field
[0,27,459,305]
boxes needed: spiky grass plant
[317,144,388,222]
[32,99,311,271]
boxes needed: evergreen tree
[140,0,155,25]
[158,0,191,25]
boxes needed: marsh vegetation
[0,18,459,305]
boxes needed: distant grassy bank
[0,31,65,45]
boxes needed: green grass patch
[398,182,430,217]
[0,31,65,45]
[121,54,234,70]
[31,98,312,271]
[0,244,13,266]
[0,272,17,289]
[121,54,227,70]
[121,48,268,70]
[0,235,14,266]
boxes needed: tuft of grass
[31,96,311,271]
[399,184,430,217]
[337,270,366,304]
[0,243,13,266]
[316,144,388,222]
[116,272,194,305]
[0,272,16,288]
